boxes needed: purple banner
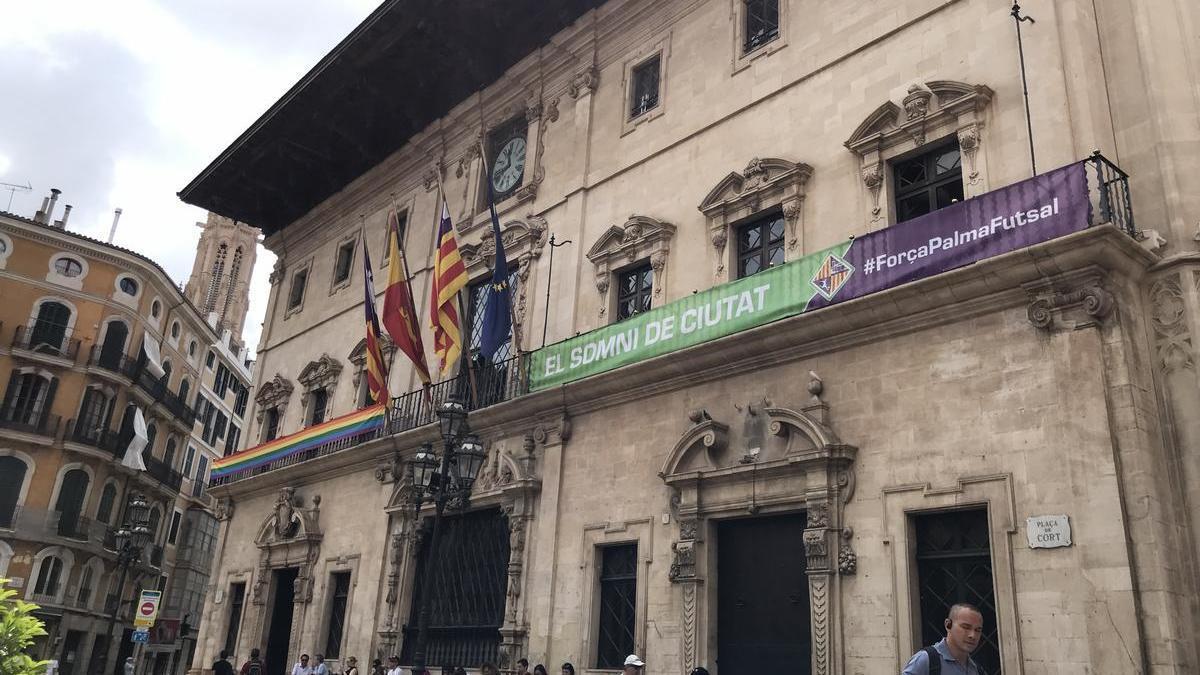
[806,161,1091,311]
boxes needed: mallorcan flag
[429,199,469,375]
[382,208,431,385]
[361,239,389,404]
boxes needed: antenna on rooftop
[0,181,32,212]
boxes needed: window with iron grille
[193,456,209,498]
[744,0,780,53]
[401,508,510,668]
[736,212,785,278]
[616,263,653,321]
[325,572,352,658]
[264,408,280,442]
[914,508,1000,675]
[309,389,328,426]
[224,582,246,656]
[595,543,637,669]
[892,141,964,224]
[333,241,355,284]
[629,55,661,119]
[382,211,408,266]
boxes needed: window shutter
[39,378,59,429]
[1,371,18,414]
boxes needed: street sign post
[133,590,161,629]
[131,629,150,644]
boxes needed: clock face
[491,137,527,194]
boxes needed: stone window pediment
[459,215,548,333]
[349,334,396,389]
[297,354,343,409]
[845,80,993,228]
[586,215,676,319]
[254,373,294,423]
[698,157,812,281]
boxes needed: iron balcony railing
[143,454,184,493]
[0,505,117,548]
[88,345,139,378]
[130,357,198,426]
[0,405,61,438]
[211,155,1139,488]
[10,325,80,361]
[66,418,125,458]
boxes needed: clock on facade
[491,136,527,195]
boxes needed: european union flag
[479,181,512,360]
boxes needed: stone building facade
[183,214,259,343]
[0,201,254,675]
[181,0,1200,673]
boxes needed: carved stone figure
[274,488,299,539]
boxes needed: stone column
[669,518,702,673]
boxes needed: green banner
[530,240,852,390]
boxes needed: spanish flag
[429,199,468,375]
[360,239,389,404]
[382,208,431,385]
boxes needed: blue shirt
[901,639,982,675]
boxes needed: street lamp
[406,395,486,674]
[93,493,152,675]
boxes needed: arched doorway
[0,456,28,528]
[30,301,71,352]
[54,469,90,539]
[98,321,129,369]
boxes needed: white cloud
[0,0,376,357]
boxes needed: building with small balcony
[181,1,1200,674]
[0,205,255,675]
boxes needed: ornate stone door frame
[659,389,856,675]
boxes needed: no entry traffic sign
[134,590,161,628]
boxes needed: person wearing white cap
[621,655,644,674]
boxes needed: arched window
[33,555,64,596]
[53,468,90,538]
[151,299,162,319]
[145,423,158,452]
[30,301,71,351]
[76,562,97,607]
[54,257,83,277]
[178,379,190,403]
[119,277,139,295]
[221,246,244,322]
[206,243,228,314]
[170,322,180,339]
[0,456,28,528]
[98,320,129,370]
[96,482,118,525]
[148,507,163,542]
[161,360,173,386]
[3,372,55,426]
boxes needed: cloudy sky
[0,0,379,356]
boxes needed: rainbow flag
[211,404,386,478]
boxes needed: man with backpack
[240,648,265,675]
[901,603,985,674]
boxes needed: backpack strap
[924,647,941,675]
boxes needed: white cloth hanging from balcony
[141,339,165,378]
[121,407,148,471]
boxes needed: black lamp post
[407,395,487,674]
[94,493,152,675]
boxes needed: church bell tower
[184,212,260,344]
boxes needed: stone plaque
[1026,515,1071,549]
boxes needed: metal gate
[915,508,1001,674]
[402,508,510,669]
[717,513,811,674]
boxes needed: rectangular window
[595,543,637,669]
[167,510,182,545]
[233,384,249,418]
[892,141,964,224]
[264,408,280,442]
[288,269,308,310]
[225,424,241,457]
[382,211,408,266]
[309,389,328,426]
[205,351,216,370]
[182,446,196,476]
[214,363,231,398]
[224,582,246,656]
[333,241,355,284]
[913,508,1000,675]
[736,212,785,278]
[193,456,209,498]
[744,0,780,53]
[467,273,520,362]
[324,571,352,658]
[616,263,653,321]
[629,56,661,119]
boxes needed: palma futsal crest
[811,252,854,300]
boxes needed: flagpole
[432,169,480,409]
[477,137,526,361]
[389,193,433,406]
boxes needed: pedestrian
[560,663,575,675]
[621,654,644,675]
[901,602,985,675]
[385,655,403,675]
[516,659,530,675]
[292,654,313,675]
[313,654,330,675]
[240,648,265,675]
[344,657,360,675]
[533,666,548,675]
[123,657,135,675]
[213,650,235,675]
[370,659,384,675]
